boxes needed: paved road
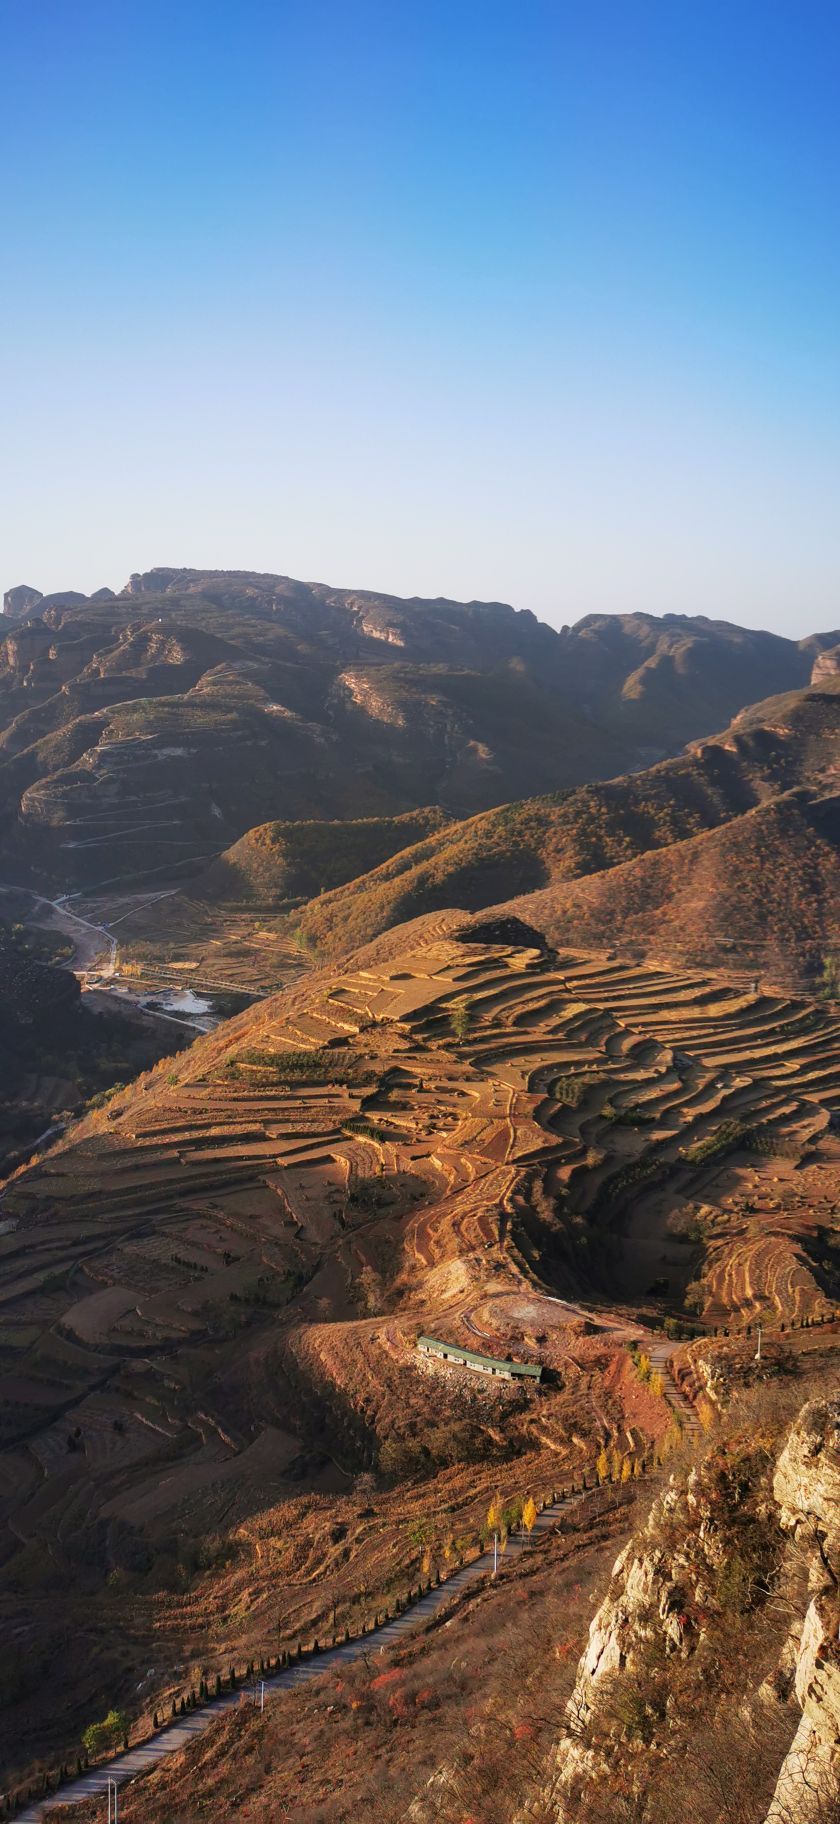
[648,1341,702,1436]
[14,1480,610,1821]
[10,1343,701,1821]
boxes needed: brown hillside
[195,808,451,906]
[496,790,840,982]
[293,684,840,965]
[2,925,840,1787]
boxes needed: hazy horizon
[4,1,840,637]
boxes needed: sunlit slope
[293,683,840,969]
[500,789,840,979]
[194,808,451,905]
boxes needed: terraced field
[1,922,838,1787]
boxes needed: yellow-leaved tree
[596,1447,610,1484]
[522,1495,538,1539]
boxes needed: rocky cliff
[1,567,834,891]
[812,645,840,686]
[540,1397,840,1824]
[767,1399,840,1823]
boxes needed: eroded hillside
[0,570,832,893]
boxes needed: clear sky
[3,0,840,634]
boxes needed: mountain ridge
[1,566,834,894]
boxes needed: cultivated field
[1,924,838,1790]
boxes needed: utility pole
[755,1324,762,1363]
[260,1680,265,1714]
[107,1778,118,1824]
[493,1531,498,1577]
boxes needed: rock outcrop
[811,644,840,686]
[540,1403,840,1824]
[766,1398,840,1823]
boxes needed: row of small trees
[2,1457,665,1819]
[485,1492,539,1554]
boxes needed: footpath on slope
[12,1465,645,1822]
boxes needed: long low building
[416,1334,543,1382]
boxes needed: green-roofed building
[416,1334,542,1382]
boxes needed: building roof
[416,1334,542,1379]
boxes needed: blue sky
[2,0,840,632]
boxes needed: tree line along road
[12,1470,641,1822]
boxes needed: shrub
[224,1048,343,1085]
[81,1709,129,1759]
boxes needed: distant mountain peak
[3,583,43,619]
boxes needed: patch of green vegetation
[604,1101,658,1125]
[223,1048,344,1085]
[684,1120,748,1165]
[449,996,473,1043]
[291,926,320,958]
[553,1073,602,1108]
[816,952,840,1000]
[82,1708,129,1759]
[743,1125,804,1160]
[84,1082,127,1111]
[341,1116,396,1144]
[589,1153,670,1218]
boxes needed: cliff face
[811,645,840,686]
[541,1399,840,1824]
[0,568,833,894]
[767,1399,840,1823]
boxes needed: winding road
[0,884,216,1032]
[0,884,117,975]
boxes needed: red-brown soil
[1,926,838,1795]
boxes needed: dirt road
[0,885,117,975]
